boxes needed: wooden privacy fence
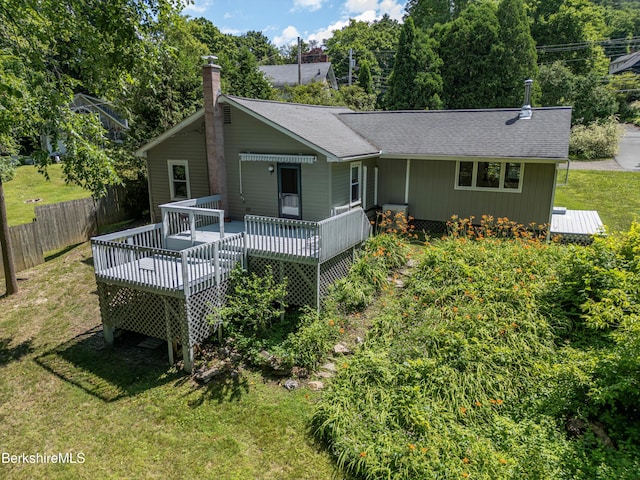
[0,186,128,279]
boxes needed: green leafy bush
[281,307,342,371]
[214,264,288,333]
[569,119,624,160]
[313,227,640,479]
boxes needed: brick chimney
[202,56,228,213]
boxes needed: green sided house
[139,65,572,230]
[91,61,575,371]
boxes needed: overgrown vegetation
[312,221,640,479]
[569,119,625,160]
[210,232,411,372]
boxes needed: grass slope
[0,243,337,479]
[4,164,90,226]
[554,170,640,232]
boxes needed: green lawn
[4,164,90,226]
[0,243,338,479]
[554,169,640,232]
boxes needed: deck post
[219,211,225,238]
[189,212,196,245]
[316,263,321,312]
[103,323,114,344]
[162,209,170,242]
[182,344,193,372]
[163,298,174,365]
[214,243,220,285]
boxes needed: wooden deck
[550,208,604,242]
[92,204,371,296]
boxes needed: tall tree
[0,0,183,293]
[324,16,401,97]
[494,0,539,107]
[438,1,502,109]
[538,61,618,124]
[385,17,443,110]
[406,0,473,30]
[530,0,609,76]
[236,31,281,64]
[358,61,374,94]
[221,47,274,99]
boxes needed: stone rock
[394,279,405,288]
[259,350,272,361]
[333,343,351,355]
[283,379,299,390]
[355,336,364,344]
[315,371,334,379]
[194,366,224,384]
[308,381,324,391]
[407,259,418,268]
[320,362,337,372]
[291,366,309,378]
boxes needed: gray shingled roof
[221,95,380,160]
[338,108,573,159]
[259,63,337,89]
[609,51,640,75]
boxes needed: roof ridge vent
[519,79,533,120]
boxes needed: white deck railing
[245,208,370,262]
[183,233,245,296]
[245,215,320,261]
[92,222,244,297]
[318,208,371,262]
[160,195,225,245]
[92,202,371,294]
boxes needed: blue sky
[181,0,407,47]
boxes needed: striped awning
[240,153,316,164]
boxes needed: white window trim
[350,161,362,207]
[454,161,524,193]
[168,160,191,200]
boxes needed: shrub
[325,233,411,314]
[212,264,287,333]
[569,119,624,160]
[281,307,341,371]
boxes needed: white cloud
[221,27,243,36]
[181,0,210,14]
[308,19,350,44]
[379,0,405,20]
[308,1,405,44]
[292,0,325,11]
[274,25,302,46]
[344,0,378,14]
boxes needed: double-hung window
[350,162,362,206]
[455,161,523,192]
[168,160,190,200]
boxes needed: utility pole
[348,48,353,86]
[298,37,302,85]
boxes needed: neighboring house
[609,51,640,75]
[137,64,572,231]
[71,93,129,142]
[259,62,339,90]
[44,94,129,156]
